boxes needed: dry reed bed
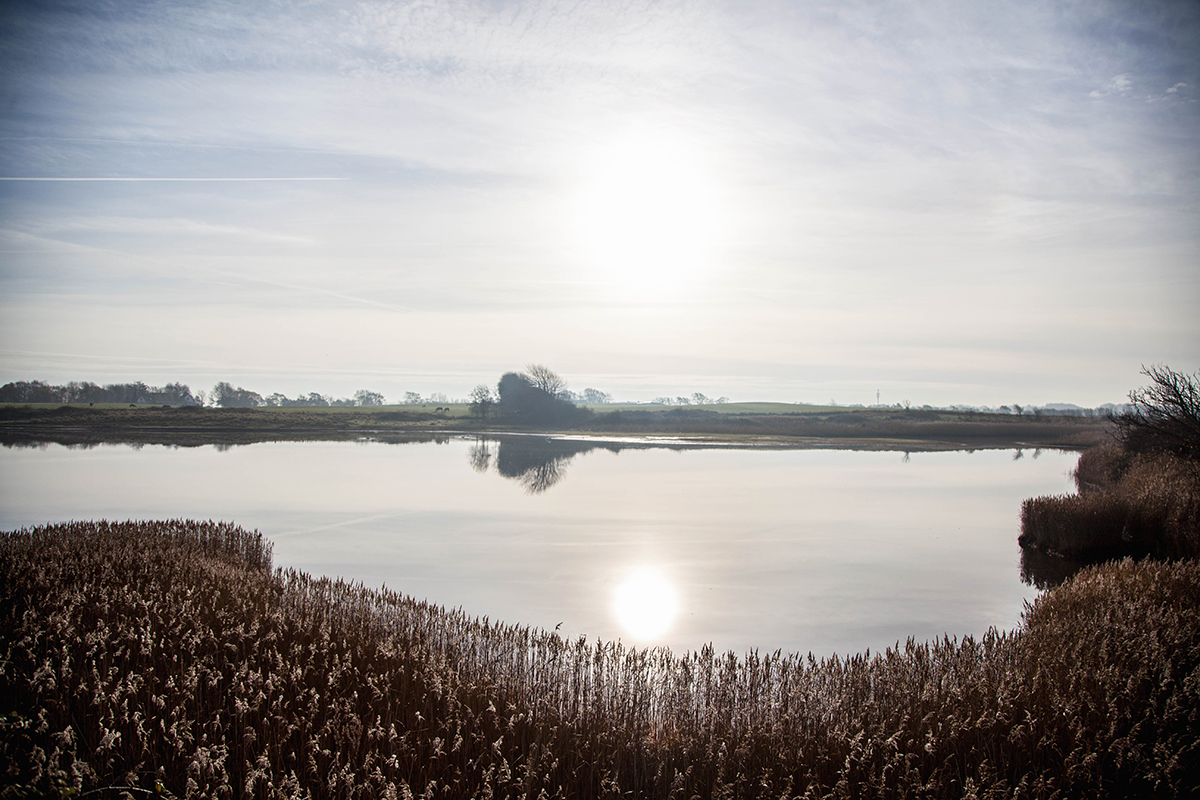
[1020,447,1200,560]
[3,520,1198,798]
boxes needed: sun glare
[573,130,721,296]
[613,565,679,642]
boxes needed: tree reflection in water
[1019,546,1089,589]
[471,436,625,494]
[467,440,492,473]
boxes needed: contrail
[0,177,346,181]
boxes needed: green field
[579,401,844,414]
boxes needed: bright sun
[573,130,721,296]
[613,565,679,642]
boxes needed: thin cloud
[35,215,318,245]
[1089,73,1137,98]
[0,177,344,181]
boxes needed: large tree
[496,371,585,426]
[522,364,567,399]
[211,382,262,408]
[581,388,612,404]
[354,390,385,406]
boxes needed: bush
[1023,367,1200,563]
[1112,364,1200,460]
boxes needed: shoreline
[1,403,1112,450]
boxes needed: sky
[1,0,1197,407]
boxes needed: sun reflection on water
[613,565,679,643]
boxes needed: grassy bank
[4,520,1197,798]
[0,403,1110,450]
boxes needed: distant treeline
[651,392,730,405]
[971,403,1127,417]
[0,380,389,408]
[0,374,1120,416]
[0,374,620,410]
[825,401,1127,417]
[0,380,197,406]
[212,382,386,408]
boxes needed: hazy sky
[1,0,1196,406]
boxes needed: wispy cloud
[1,0,1197,404]
[1090,73,1134,98]
[0,177,344,181]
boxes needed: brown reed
[1021,449,1200,560]
[3,520,1197,798]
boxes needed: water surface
[0,437,1076,656]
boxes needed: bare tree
[354,390,385,406]
[468,384,496,419]
[523,364,567,399]
[1112,364,1200,459]
[582,388,612,404]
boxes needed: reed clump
[1020,447,1200,560]
[3,520,1198,798]
[1022,364,1200,562]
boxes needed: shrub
[1111,364,1200,460]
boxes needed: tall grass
[3,520,1198,798]
[1020,448,1200,560]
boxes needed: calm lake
[0,436,1078,657]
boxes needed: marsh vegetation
[1020,366,1200,568]
[4,519,1198,799]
